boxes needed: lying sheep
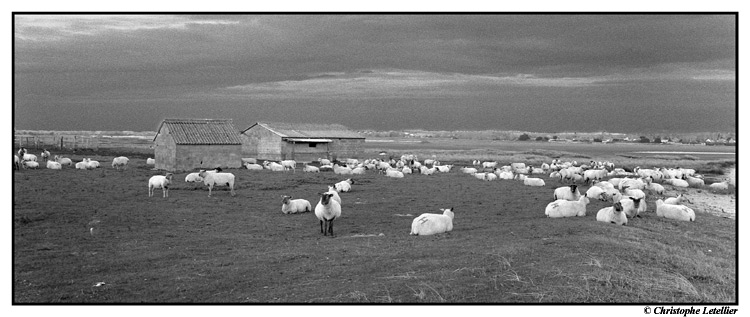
[553,185,580,201]
[75,160,91,170]
[485,173,498,181]
[648,182,665,195]
[434,165,453,173]
[85,158,100,168]
[241,158,257,164]
[664,178,689,188]
[663,194,691,205]
[410,207,454,236]
[656,199,696,222]
[281,195,312,214]
[302,163,320,173]
[709,181,729,191]
[315,192,342,236]
[473,172,487,180]
[523,177,545,187]
[198,170,236,197]
[461,167,478,174]
[497,170,514,180]
[46,160,62,170]
[585,186,608,201]
[111,156,129,170]
[54,155,73,166]
[184,172,203,183]
[334,179,354,192]
[545,195,589,218]
[401,166,412,174]
[23,160,39,169]
[245,163,264,170]
[596,202,628,226]
[146,158,155,165]
[619,196,644,218]
[264,161,285,172]
[685,176,705,188]
[148,173,173,198]
[385,169,404,178]
[333,164,353,175]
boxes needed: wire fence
[14,134,154,152]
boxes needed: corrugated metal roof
[243,122,364,139]
[154,119,242,145]
[286,138,333,143]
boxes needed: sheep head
[319,192,334,205]
[569,185,578,192]
[628,197,641,208]
[613,202,623,212]
[281,195,291,204]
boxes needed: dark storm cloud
[13,14,736,132]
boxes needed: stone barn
[240,122,365,162]
[153,118,243,172]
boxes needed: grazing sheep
[545,195,589,218]
[146,158,155,165]
[523,177,545,187]
[482,161,498,169]
[326,186,342,205]
[111,156,130,170]
[184,172,203,183]
[648,182,665,195]
[583,169,608,184]
[410,207,454,236]
[709,181,729,191]
[148,173,173,198]
[54,155,73,166]
[198,170,236,197]
[596,202,628,226]
[280,160,297,172]
[315,192,342,236]
[14,155,21,170]
[334,179,354,192]
[245,162,264,170]
[46,160,62,170]
[302,163,320,173]
[41,149,50,162]
[281,195,312,214]
[656,199,696,222]
[554,185,581,201]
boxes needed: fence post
[60,136,64,150]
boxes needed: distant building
[153,118,243,172]
[241,122,365,162]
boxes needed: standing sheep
[281,195,312,214]
[656,199,696,222]
[13,155,20,170]
[326,186,342,205]
[148,173,173,198]
[198,170,236,197]
[111,156,130,170]
[315,192,342,236]
[596,202,628,226]
[410,207,454,236]
[280,160,297,172]
[41,149,50,162]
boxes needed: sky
[12,13,737,133]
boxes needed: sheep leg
[319,220,325,234]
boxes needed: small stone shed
[153,118,243,172]
[240,122,365,162]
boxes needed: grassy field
[12,143,736,304]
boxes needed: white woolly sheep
[23,160,40,169]
[497,170,514,180]
[485,173,498,181]
[334,179,354,192]
[315,192,342,236]
[241,158,257,164]
[146,158,155,165]
[351,167,366,174]
[198,170,236,197]
[281,195,312,214]
[585,186,608,201]
[553,185,581,201]
[148,173,173,198]
[596,201,628,226]
[302,163,320,173]
[386,169,404,178]
[461,167,478,174]
[46,160,62,170]
[263,161,285,172]
[656,199,695,222]
[709,181,729,191]
[85,158,100,168]
[685,176,705,188]
[111,156,129,170]
[319,158,331,165]
[583,169,608,184]
[473,172,487,180]
[619,196,644,218]
[665,178,689,188]
[55,155,73,166]
[420,166,437,175]
[545,195,590,218]
[185,172,203,183]
[75,160,91,170]
[280,160,297,172]
[523,177,545,187]
[410,207,454,236]
[648,182,665,195]
[618,178,646,191]
[14,155,20,170]
[326,186,342,205]
[401,166,412,174]
[333,164,353,175]
[663,194,691,205]
[23,153,38,162]
[434,165,453,173]
[482,161,498,169]
[245,163,264,170]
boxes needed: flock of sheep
[14,147,733,237]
